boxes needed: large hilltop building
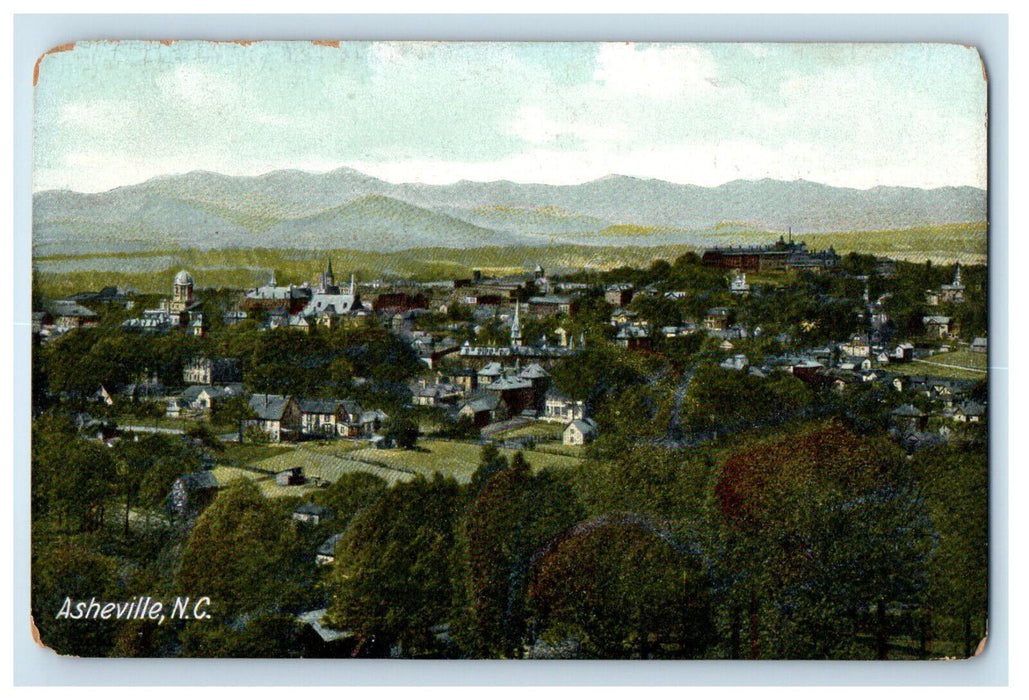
[122,270,205,334]
[702,235,839,271]
[244,260,370,329]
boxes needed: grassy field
[32,243,700,296]
[491,421,566,441]
[32,222,986,296]
[349,438,583,484]
[889,349,988,380]
[528,443,587,459]
[216,442,414,497]
[211,437,583,497]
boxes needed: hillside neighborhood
[31,245,988,660]
[34,245,986,451]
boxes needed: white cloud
[508,106,561,145]
[506,105,625,148]
[58,99,137,132]
[156,64,243,111]
[592,43,716,99]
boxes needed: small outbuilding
[563,418,598,446]
[275,467,306,486]
[292,502,335,526]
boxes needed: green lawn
[219,442,293,467]
[891,349,988,380]
[529,443,587,459]
[216,442,414,497]
[491,422,566,441]
[34,224,985,298]
[926,349,988,370]
[349,439,583,484]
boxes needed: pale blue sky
[32,41,987,193]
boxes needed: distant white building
[543,388,586,423]
[730,270,750,295]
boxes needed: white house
[563,418,598,446]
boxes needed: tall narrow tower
[510,301,522,348]
[324,258,335,288]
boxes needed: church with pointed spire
[510,300,523,348]
[318,257,340,294]
[927,261,966,305]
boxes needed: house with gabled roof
[292,502,335,526]
[543,387,586,423]
[563,418,598,446]
[952,400,985,423]
[458,392,505,428]
[296,609,356,657]
[720,354,749,371]
[183,356,243,385]
[316,533,346,566]
[245,394,302,442]
[412,383,464,408]
[891,404,927,432]
[923,315,954,339]
[51,300,100,331]
[485,374,535,416]
[298,398,347,437]
[604,283,634,307]
[615,324,652,350]
[169,470,219,517]
[840,335,871,358]
[359,409,389,438]
[703,307,731,331]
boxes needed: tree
[912,443,988,658]
[112,438,157,537]
[443,414,479,440]
[31,414,77,520]
[180,612,301,658]
[185,423,224,453]
[45,439,117,532]
[681,366,812,437]
[324,475,460,657]
[175,480,307,620]
[710,421,934,659]
[470,442,508,490]
[243,424,270,444]
[452,456,583,657]
[32,537,120,656]
[210,395,257,431]
[383,413,419,449]
[529,520,714,659]
[316,472,389,522]
[549,343,643,408]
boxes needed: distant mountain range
[32,167,987,255]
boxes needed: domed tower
[170,270,194,312]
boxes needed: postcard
[30,40,987,660]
